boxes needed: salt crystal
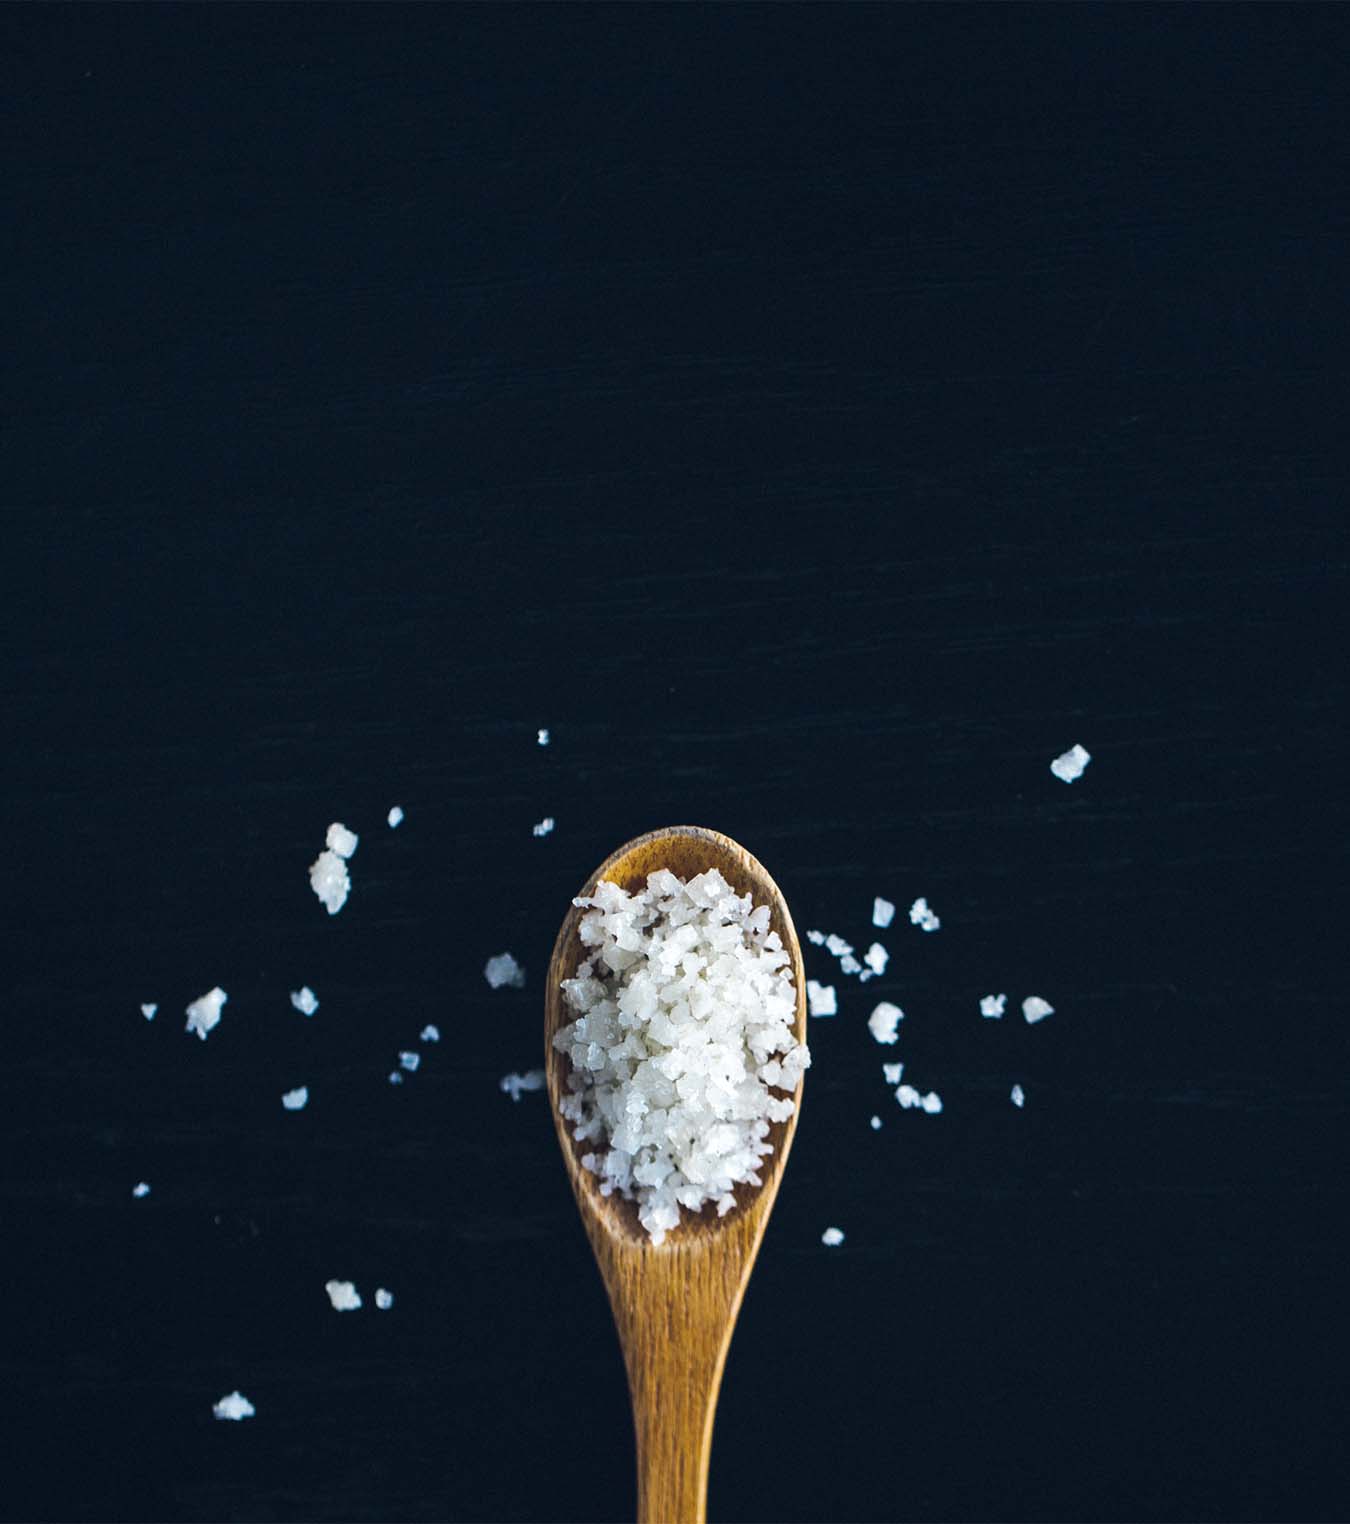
[1050,743,1091,783]
[324,1279,362,1311]
[921,1091,943,1114]
[867,1001,904,1045]
[325,822,359,859]
[807,980,837,1017]
[499,1069,545,1101]
[185,987,227,1041]
[882,1062,904,1084]
[387,805,404,828]
[420,1024,440,1043]
[388,1071,403,1085]
[532,816,555,837]
[484,952,526,989]
[872,896,895,929]
[909,897,941,932]
[537,728,550,746]
[374,1288,394,1310]
[281,1086,308,1111]
[863,943,889,976]
[821,1227,845,1247]
[895,1084,921,1109]
[132,1182,150,1198]
[869,1115,882,1130]
[824,933,853,957]
[290,986,319,1016]
[308,849,350,915]
[1022,995,1055,1024]
[1011,1084,1025,1108]
[398,1051,420,1072]
[140,1002,157,1020]
[213,1391,255,1421]
[980,993,1006,1019]
[806,929,826,946]
[839,954,862,975]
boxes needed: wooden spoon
[544,825,808,1524]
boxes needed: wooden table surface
[2,7,1346,1522]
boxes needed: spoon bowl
[545,825,807,1524]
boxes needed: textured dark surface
[2,7,1347,1522]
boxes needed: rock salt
[484,953,526,989]
[324,1280,362,1311]
[1050,743,1091,783]
[420,1024,440,1043]
[867,1001,904,1045]
[921,1091,943,1114]
[806,980,837,1017]
[821,1227,845,1247]
[980,993,1007,1018]
[895,1084,921,1109]
[499,1069,545,1101]
[387,805,404,828]
[281,1086,308,1111]
[882,1062,904,1085]
[185,987,227,1041]
[325,822,359,858]
[532,816,555,837]
[1011,1084,1025,1107]
[309,850,350,915]
[537,728,550,746]
[398,1051,420,1072]
[290,986,319,1016]
[909,897,941,932]
[374,1288,394,1310]
[872,897,895,929]
[863,942,889,976]
[1022,995,1055,1024]
[132,1182,150,1198]
[806,929,826,946]
[213,1391,255,1421]
[140,1002,157,1020]
[869,1115,882,1130]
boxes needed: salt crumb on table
[1050,743,1091,783]
[325,1280,362,1311]
[1022,995,1055,1024]
[185,987,227,1041]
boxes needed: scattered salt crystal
[807,980,837,1017]
[980,993,1006,1019]
[132,1182,150,1198]
[309,850,350,915]
[213,1391,255,1422]
[1022,995,1055,1024]
[290,986,319,1016]
[324,1280,362,1312]
[895,1084,921,1109]
[281,1086,308,1111]
[532,816,555,837]
[867,1001,904,1045]
[872,896,895,929]
[806,929,826,946]
[185,986,228,1041]
[484,952,526,989]
[388,1071,403,1085]
[839,953,862,975]
[554,869,810,1245]
[869,1115,882,1130]
[419,1024,440,1043]
[499,1069,545,1101]
[387,805,404,828]
[374,1288,394,1310]
[824,933,853,957]
[863,943,889,976]
[821,1227,845,1247]
[1011,1084,1025,1108]
[921,1091,943,1114]
[140,1002,157,1020]
[398,1051,420,1072]
[537,728,550,746]
[1050,743,1091,783]
[325,822,359,859]
[882,1062,904,1085]
[909,897,941,932]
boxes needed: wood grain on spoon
[545,825,808,1524]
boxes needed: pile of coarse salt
[553,867,810,1246]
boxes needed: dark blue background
[2,6,1346,1522]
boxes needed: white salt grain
[398,1051,420,1072]
[281,1087,308,1111]
[387,805,404,828]
[980,993,1007,1019]
[1050,743,1091,783]
[921,1091,943,1114]
[872,896,895,929]
[290,986,319,1016]
[1022,995,1055,1024]
[420,1024,440,1043]
[554,868,810,1246]
[806,980,837,1017]
[869,1115,882,1130]
[325,1280,362,1312]
[882,1062,904,1085]
[821,1227,845,1247]
[388,1071,403,1085]
[132,1182,150,1198]
[863,942,889,976]
[484,952,526,989]
[806,929,826,946]
[213,1391,255,1421]
[537,728,550,746]
[909,897,941,932]
[309,849,350,915]
[532,816,555,837]
[895,1084,921,1109]
[325,822,359,859]
[185,986,228,1041]
[499,1069,545,1101]
[839,953,862,975]
[824,933,853,958]
[867,1001,904,1045]
[140,1002,157,1020]
[374,1288,394,1310]
[1011,1084,1025,1107]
